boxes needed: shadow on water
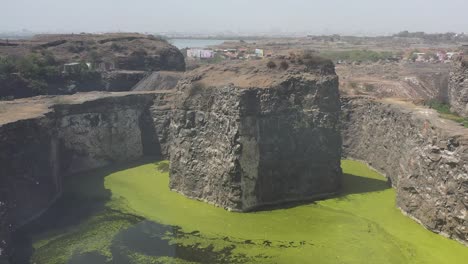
[250,173,391,212]
[60,219,267,264]
[10,157,160,264]
[109,221,264,264]
[67,252,108,264]
[340,173,391,196]
[11,160,391,264]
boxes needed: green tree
[88,51,102,63]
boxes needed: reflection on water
[111,221,264,263]
[13,159,468,264]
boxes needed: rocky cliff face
[448,55,468,117]
[342,97,468,245]
[0,33,186,99]
[101,71,148,92]
[0,92,161,261]
[132,71,183,91]
[150,91,176,158]
[52,95,156,173]
[0,191,9,264]
[169,60,342,211]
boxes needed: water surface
[23,160,468,263]
[168,39,229,49]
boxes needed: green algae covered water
[21,160,468,264]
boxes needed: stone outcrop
[448,53,468,117]
[341,96,468,245]
[150,91,176,158]
[132,71,183,91]
[0,33,186,99]
[169,60,342,211]
[101,70,148,92]
[0,92,165,261]
[0,193,9,264]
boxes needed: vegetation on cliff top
[0,52,100,99]
[28,160,468,264]
[319,49,399,63]
[426,99,468,127]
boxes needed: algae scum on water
[25,160,468,264]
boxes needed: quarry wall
[448,56,468,118]
[342,96,468,245]
[1,70,468,263]
[150,92,176,158]
[169,73,342,212]
[0,92,162,262]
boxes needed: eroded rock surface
[169,60,342,211]
[0,92,164,261]
[132,71,183,91]
[0,194,9,264]
[0,33,186,99]
[448,53,468,117]
[342,96,468,245]
[150,92,176,158]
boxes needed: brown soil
[379,97,468,138]
[337,62,450,99]
[182,59,333,89]
[0,33,174,65]
[0,91,170,126]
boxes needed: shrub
[0,56,17,77]
[156,162,169,172]
[132,49,148,58]
[364,83,376,92]
[110,43,126,52]
[88,51,102,63]
[267,60,277,69]
[67,44,85,53]
[303,54,331,67]
[320,50,397,63]
[147,34,168,43]
[426,99,468,127]
[426,100,451,114]
[41,50,57,65]
[28,79,48,94]
[279,61,289,70]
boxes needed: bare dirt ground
[197,36,460,100]
[379,97,468,137]
[0,91,169,126]
[0,33,173,64]
[1,34,465,129]
[182,58,332,89]
[337,62,450,99]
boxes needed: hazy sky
[2,0,467,35]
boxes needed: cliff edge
[169,59,342,211]
[448,48,468,117]
[342,96,468,245]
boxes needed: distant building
[446,52,459,60]
[436,51,447,62]
[461,45,468,56]
[63,62,83,74]
[224,52,238,60]
[255,49,264,58]
[415,53,426,62]
[187,49,214,59]
[97,62,115,71]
